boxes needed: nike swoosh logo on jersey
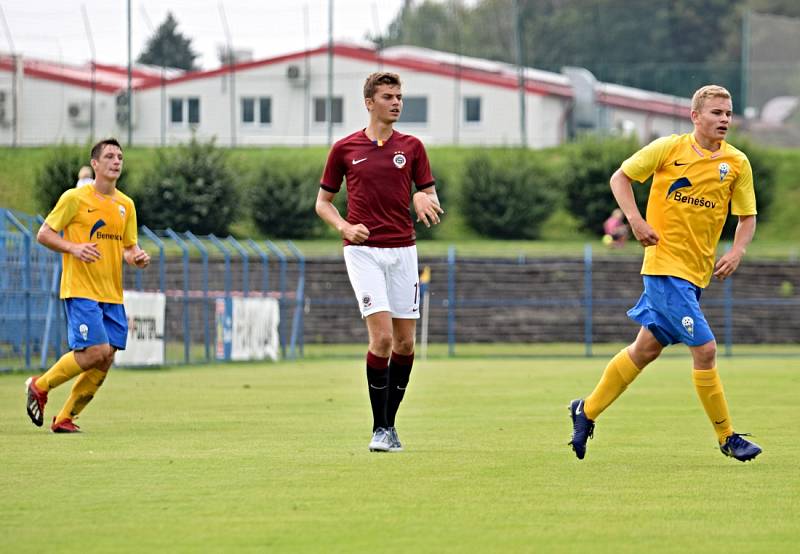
[673,161,688,166]
[352,157,368,165]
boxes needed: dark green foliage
[562,135,643,235]
[35,144,129,212]
[720,138,776,239]
[137,12,199,71]
[460,151,558,239]
[134,138,238,235]
[249,163,324,239]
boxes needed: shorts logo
[79,323,89,341]
[118,205,126,218]
[393,153,407,169]
[361,293,373,309]
[681,316,694,337]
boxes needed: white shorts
[343,245,420,319]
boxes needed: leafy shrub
[459,151,558,239]
[35,144,129,212]
[249,162,324,239]
[134,138,238,235]
[720,138,775,240]
[562,135,643,236]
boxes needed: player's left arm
[713,215,756,280]
[412,186,443,228]
[122,202,150,268]
[714,158,757,280]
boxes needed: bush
[459,151,558,239]
[250,162,324,239]
[134,138,238,235]
[562,135,643,236]
[35,144,129,212]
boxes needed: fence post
[584,243,593,358]
[226,236,249,298]
[185,231,211,362]
[6,211,32,368]
[265,240,288,358]
[245,239,270,295]
[724,274,734,358]
[165,228,191,364]
[285,241,306,359]
[447,245,456,357]
[139,226,165,294]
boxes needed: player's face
[91,145,123,182]
[366,84,402,124]
[692,96,732,147]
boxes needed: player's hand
[630,218,659,247]
[72,242,101,262]
[132,249,151,268]
[713,249,743,280]
[413,192,444,228]
[341,223,370,244]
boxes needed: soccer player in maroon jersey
[316,72,443,452]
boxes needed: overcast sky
[0,0,405,68]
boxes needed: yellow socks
[55,369,108,424]
[35,352,84,392]
[584,348,642,421]
[692,368,733,444]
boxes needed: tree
[137,12,199,71]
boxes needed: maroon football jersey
[321,129,435,247]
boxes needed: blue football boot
[568,398,595,460]
[720,433,762,462]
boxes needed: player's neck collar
[690,133,726,158]
[363,126,394,146]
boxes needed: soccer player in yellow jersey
[568,85,762,462]
[25,138,150,433]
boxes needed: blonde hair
[691,85,731,112]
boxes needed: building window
[400,96,427,124]
[242,97,272,125]
[313,97,343,124]
[170,97,200,125]
[464,96,481,123]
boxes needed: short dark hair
[363,72,401,99]
[91,138,122,160]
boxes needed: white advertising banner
[216,297,280,362]
[115,291,166,367]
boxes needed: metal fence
[2,208,799,371]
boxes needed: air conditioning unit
[115,92,136,128]
[286,64,307,86]
[67,100,91,127]
[0,90,10,127]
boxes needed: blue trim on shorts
[626,275,715,347]
[64,298,128,351]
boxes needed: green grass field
[2,354,798,553]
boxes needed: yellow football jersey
[621,133,756,288]
[44,185,138,303]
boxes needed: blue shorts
[626,276,715,347]
[64,298,128,351]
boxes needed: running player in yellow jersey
[26,138,150,433]
[568,85,762,462]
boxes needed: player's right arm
[610,168,659,247]
[315,188,369,244]
[37,223,100,262]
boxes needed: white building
[1,43,692,148]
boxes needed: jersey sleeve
[123,200,139,247]
[43,189,79,232]
[730,157,757,216]
[412,139,435,190]
[320,143,344,193]
[620,136,675,184]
